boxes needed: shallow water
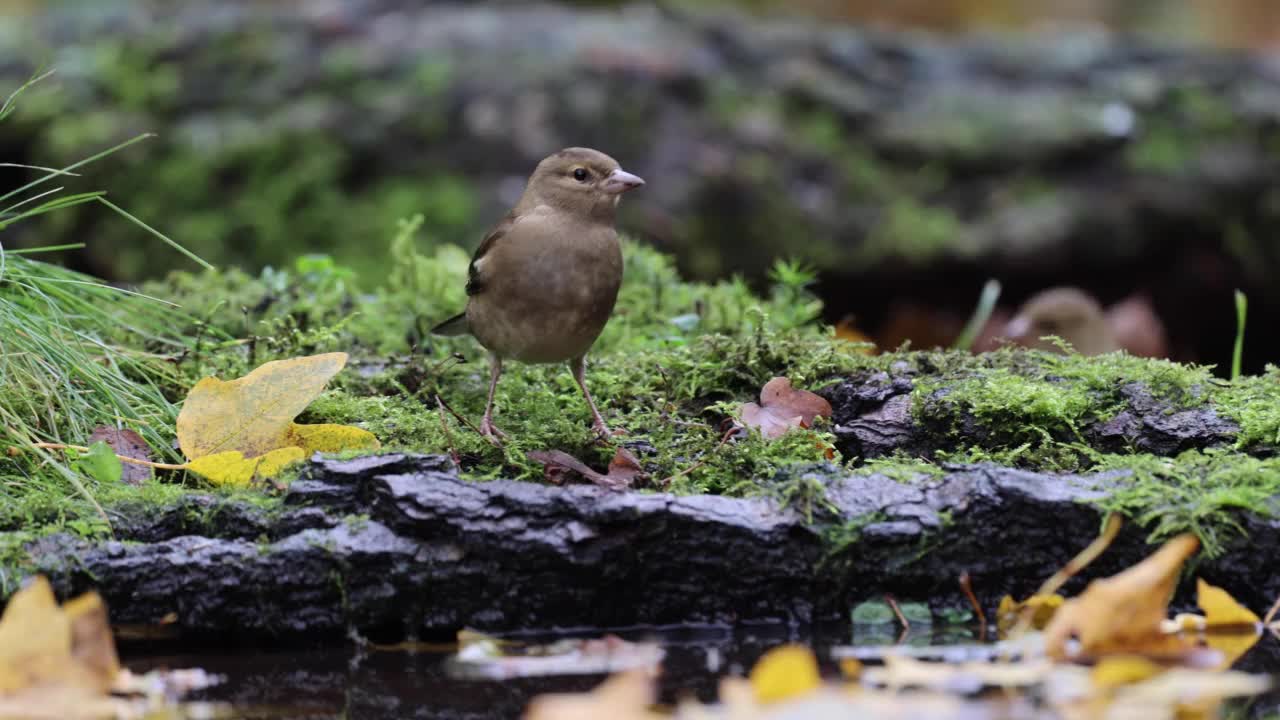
[122,623,1280,720]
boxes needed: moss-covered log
[18,452,1280,640]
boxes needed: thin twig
[24,442,188,470]
[958,572,987,642]
[435,395,462,466]
[1264,594,1280,626]
[434,392,484,437]
[1010,513,1123,640]
[884,593,909,633]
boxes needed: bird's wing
[466,211,518,296]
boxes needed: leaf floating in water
[749,644,821,703]
[448,631,663,680]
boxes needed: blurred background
[2,0,1280,370]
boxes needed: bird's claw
[480,417,507,445]
[591,423,625,443]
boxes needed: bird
[431,148,645,441]
[999,287,1121,356]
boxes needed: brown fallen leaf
[523,669,660,720]
[740,377,832,439]
[528,448,643,490]
[86,426,152,485]
[1044,534,1200,661]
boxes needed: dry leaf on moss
[740,377,832,439]
[177,352,346,458]
[86,426,152,484]
[528,448,643,489]
[176,352,379,487]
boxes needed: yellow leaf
[1197,578,1259,628]
[63,593,119,693]
[0,578,70,693]
[1044,534,1199,661]
[1197,578,1260,668]
[1091,655,1164,689]
[186,447,308,487]
[749,644,821,703]
[996,593,1063,636]
[176,352,348,460]
[0,577,118,695]
[287,423,381,454]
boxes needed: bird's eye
[572,168,589,182]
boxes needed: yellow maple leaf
[749,644,821,703]
[175,353,380,487]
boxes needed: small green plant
[952,279,1001,351]
[1232,289,1247,381]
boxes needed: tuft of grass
[952,279,1001,352]
[0,74,210,533]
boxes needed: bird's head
[1003,287,1117,355]
[525,147,644,220]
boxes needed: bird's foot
[591,422,626,443]
[479,416,507,445]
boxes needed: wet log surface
[25,449,1278,641]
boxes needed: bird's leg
[480,353,506,442]
[569,355,615,439]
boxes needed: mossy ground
[7,213,1280,576]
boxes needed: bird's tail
[431,312,470,336]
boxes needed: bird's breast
[468,227,622,363]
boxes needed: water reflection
[123,622,1280,719]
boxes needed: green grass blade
[98,197,215,271]
[954,279,1002,351]
[0,133,154,204]
[1232,289,1247,381]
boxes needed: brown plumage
[432,148,644,440]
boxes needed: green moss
[1217,366,1280,448]
[856,454,946,483]
[1092,449,1280,556]
[910,348,1217,469]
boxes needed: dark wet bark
[22,453,1278,641]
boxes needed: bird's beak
[603,168,645,194]
[1003,316,1031,341]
